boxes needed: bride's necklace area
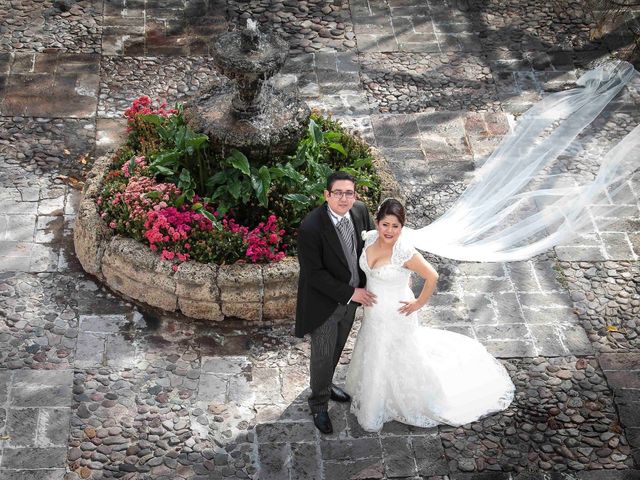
[367,237,395,270]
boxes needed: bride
[345,61,639,432]
[345,198,515,432]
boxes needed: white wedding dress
[345,231,515,432]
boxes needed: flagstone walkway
[0,1,639,479]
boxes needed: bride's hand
[398,300,423,316]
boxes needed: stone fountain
[184,20,311,162]
[74,20,399,324]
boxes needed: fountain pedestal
[184,22,310,162]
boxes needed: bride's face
[376,214,402,246]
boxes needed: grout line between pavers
[506,264,539,357]
[0,370,14,466]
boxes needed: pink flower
[161,250,175,260]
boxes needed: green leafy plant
[100,97,384,264]
[138,110,212,197]
[207,149,273,213]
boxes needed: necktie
[336,216,355,254]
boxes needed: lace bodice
[359,230,418,288]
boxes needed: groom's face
[324,179,356,217]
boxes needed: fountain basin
[213,29,288,81]
[184,79,310,161]
[184,23,310,162]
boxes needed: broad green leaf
[229,150,250,176]
[309,119,323,145]
[353,156,372,168]
[137,114,164,126]
[153,165,174,176]
[151,150,180,166]
[340,167,357,176]
[186,134,208,149]
[175,126,187,149]
[207,171,227,187]
[210,188,224,201]
[318,163,333,177]
[269,166,286,179]
[282,164,304,182]
[258,165,271,184]
[216,204,229,216]
[324,131,342,142]
[284,193,310,204]
[255,166,271,207]
[179,168,191,182]
[292,144,308,168]
[198,208,220,229]
[175,193,185,208]
[229,181,241,199]
[327,142,347,156]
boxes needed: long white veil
[404,61,640,262]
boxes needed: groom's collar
[326,204,352,224]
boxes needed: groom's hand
[352,288,376,306]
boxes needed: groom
[295,171,376,434]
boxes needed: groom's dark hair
[326,171,356,191]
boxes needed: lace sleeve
[392,234,418,267]
[362,229,378,248]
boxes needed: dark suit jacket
[295,200,374,337]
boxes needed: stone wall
[74,152,400,323]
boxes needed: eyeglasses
[330,190,356,199]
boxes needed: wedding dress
[345,231,515,432]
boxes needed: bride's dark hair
[375,198,405,226]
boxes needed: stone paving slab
[0,369,73,475]
[0,53,100,118]
[413,256,592,358]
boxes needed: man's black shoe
[330,385,351,403]
[313,411,333,434]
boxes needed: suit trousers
[308,303,358,413]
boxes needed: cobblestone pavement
[1,0,640,479]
